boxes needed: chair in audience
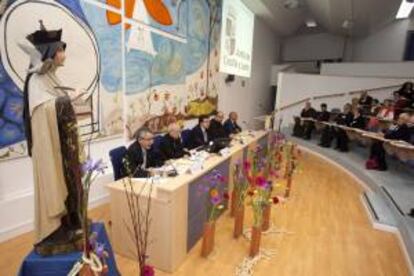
[109,146,127,180]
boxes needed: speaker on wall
[225,74,235,84]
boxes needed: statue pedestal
[18,223,119,276]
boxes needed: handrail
[277,84,404,112]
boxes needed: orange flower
[210,189,219,198]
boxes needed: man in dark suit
[224,112,242,136]
[358,91,373,115]
[124,127,164,177]
[317,103,330,122]
[190,115,211,149]
[368,113,411,171]
[160,123,188,160]
[300,102,318,140]
[208,111,228,140]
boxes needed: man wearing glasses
[124,127,164,177]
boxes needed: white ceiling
[242,0,403,37]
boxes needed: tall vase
[230,189,237,217]
[249,226,262,257]
[262,204,271,231]
[233,205,245,238]
[201,221,216,257]
[284,176,292,198]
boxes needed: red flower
[243,161,251,172]
[272,197,279,204]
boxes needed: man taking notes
[124,127,164,177]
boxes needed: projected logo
[224,4,236,56]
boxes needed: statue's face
[53,48,66,67]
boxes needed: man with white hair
[160,123,188,160]
[367,113,411,171]
[124,127,164,177]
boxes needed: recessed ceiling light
[306,19,317,28]
[396,0,414,19]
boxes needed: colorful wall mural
[0,0,221,161]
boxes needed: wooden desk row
[106,131,270,273]
[300,118,414,161]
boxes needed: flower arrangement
[282,141,301,198]
[122,158,155,276]
[69,157,107,276]
[196,169,228,257]
[197,170,229,222]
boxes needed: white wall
[0,17,280,242]
[321,62,414,78]
[352,19,412,62]
[218,17,280,128]
[281,32,348,62]
[275,73,412,129]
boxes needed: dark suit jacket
[385,124,411,142]
[190,125,210,149]
[160,134,187,160]
[223,119,242,135]
[317,111,330,122]
[350,116,366,129]
[208,119,228,140]
[300,108,317,119]
[336,112,354,126]
[124,142,164,178]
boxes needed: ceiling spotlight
[283,0,300,10]
[396,0,414,19]
[306,19,317,28]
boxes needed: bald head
[168,123,181,139]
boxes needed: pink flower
[255,176,267,188]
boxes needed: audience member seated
[366,113,411,171]
[224,112,242,136]
[367,99,395,132]
[333,104,355,151]
[409,114,414,144]
[334,107,365,152]
[397,82,414,103]
[208,111,228,140]
[124,127,164,177]
[393,91,411,119]
[301,102,318,140]
[317,103,330,122]
[160,123,188,160]
[190,115,211,149]
[319,103,353,148]
[370,99,381,116]
[358,91,373,114]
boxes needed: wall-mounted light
[306,19,317,28]
[396,0,414,19]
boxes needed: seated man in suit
[224,112,242,136]
[124,127,164,177]
[160,123,188,160]
[367,113,411,171]
[190,115,211,149]
[300,102,318,140]
[208,111,228,140]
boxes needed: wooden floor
[0,150,409,275]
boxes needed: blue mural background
[0,0,221,159]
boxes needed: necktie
[202,129,208,143]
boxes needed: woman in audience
[367,99,395,132]
[366,113,411,171]
[358,91,373,114]
[393,90,411,119]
